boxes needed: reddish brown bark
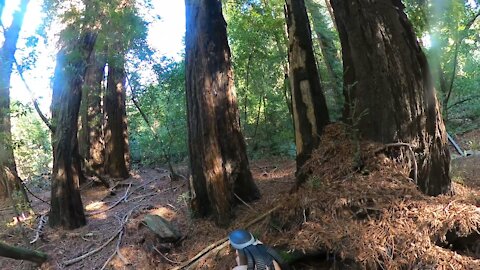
[185,0,260,226]
[78,50,106,175]
[49,33,96,229]
[104,55,130,179]
[331,0,451,195]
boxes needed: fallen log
[0,241,47,264]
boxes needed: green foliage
[403,0,480,133]
[11,102,52,180]
[224,0,295,158]
[128,59,188,164]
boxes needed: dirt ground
[0,129,479,270]
[0,159,297,270]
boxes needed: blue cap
[228,229,256,250]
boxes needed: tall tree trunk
[305,0,343,113]
[0,0,31,213]
[104,54,130,179]
[78,50,106,175]
[331,0,451,195]
[185,0,260,226]
[285,0,330,173]
[49,32,96,229]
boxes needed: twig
[152,246,181,265]
[86,183,132,216]
[63,224,122,266]
[100,229,125,270]
[234,193,257,213]
[30,214,46,244]
[126,192,157,202]
[171,205,282,270]
[129,178,160,195]
[21,182,49,205]
[64,205,144,266]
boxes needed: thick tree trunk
[185,0,260,226]
[104,55,130,179]
[285,0,330,172]
[0,241,47,264]
[331,0,451,195]
[78,50,106,175]
[0,0,31,211]
[49,33,96,229]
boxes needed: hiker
[229,229,290,270]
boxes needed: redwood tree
[49,32,97,228]
[185,0,260,226]
[285,0,330,171]
[78,50,106,175]
[104,52,130,179]
[331,0,451,195]
[0,0,31,212]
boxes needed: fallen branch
[87,183,132,216]
[64,205,144,266]
[30,214,47,244]
[234,193,257,213]
[153,246,181,265]
[100,229,126,270]
[0,241,48,264]
[83,160,111,188]
[21,181,49,205]
[171,205,282,270]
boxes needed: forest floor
[0,126,479,270]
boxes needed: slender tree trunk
[78,50,106,175]
[0,0,31,212]
[305,0,343,112]
[49,33,96,229]
[331,0,451,195]
[285,0,330,173]
[262,0,293,115]
[104,53,130,179]
[185,0,260,226]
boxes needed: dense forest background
[0,0,479,268]
[4,0,479,183]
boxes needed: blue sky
[1,0,186,113]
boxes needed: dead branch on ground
[153,246,181,265]
[30,214,46,244]
[87,183,132,216]
[64,205,147,266]
[171,205,282,270]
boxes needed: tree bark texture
[0,241,47,264]
[305,0,343,112]
[49,33,97,229]
[78,50,106,175]
[0,0,31,210]
[331,0,451,195]
[285,0,330,171]
[104,54,130,179]
[185,0,260,226]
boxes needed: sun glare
[3,0,186,113]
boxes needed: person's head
[229,229,256,250]
[228,229,288,270]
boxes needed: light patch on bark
[116,82,123,94]
[300,80,317,138]
[292,87,303,155]
[290,41,307,70]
